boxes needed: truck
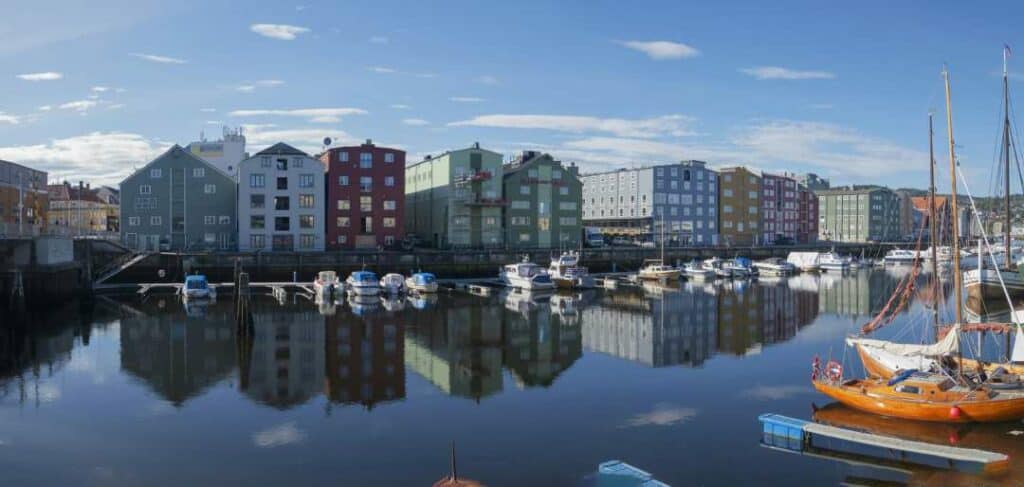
[585,227,605,247]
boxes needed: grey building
[796,173,830,191]
[502,151,582,249]
[120,145,238,251]
[581,160,718,245]
[817,186,901,242]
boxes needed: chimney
[365,139,373,146]
[473,142,480,149]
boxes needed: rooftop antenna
[322,137,332,153]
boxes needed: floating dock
[758,413,1009,474]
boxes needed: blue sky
[2,0,1023,189]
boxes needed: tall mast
[943,66,963,327]
[928,112,940,327]
[1004,46,1013,266]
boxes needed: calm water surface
[2,268,1020,486]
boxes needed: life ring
[826,360,843,382]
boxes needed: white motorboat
[346,270,381,296]
[379,273,406,294]
[682,261,714,281]
[786,252,821,272]
[548,251,596,289]
[313,270,340,298]
[500,257,556,290]
[182,275,215,300]
[818,252,850,272]
[702,257,733,278]
[724,258,753,278]
[405,272,439,293]
[638,259,681,281]
[753,258,796,276]
[883,249,917,265]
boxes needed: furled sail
[846,323,961,358]
[1012,325,1024,363]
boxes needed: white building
[187,126,248,178]
[238,143,326,251]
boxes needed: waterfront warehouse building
[321,140,405,249]
[717,166,761,246]
[581,160,718,245]
[404,143,505,248]
[817,186,902,243]
[238,142,326,252]
[502,151,583,249]
[120,145,237,251]
[0,159,48,237]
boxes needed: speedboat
[379,273,405,294]
[682,261,714,281]
[500,257,556,290]
[182,274,215,299]
[313,270,340,298]
[724,257,753,278]
[884,249,918,265]
[548,251,596,289]
[638,259,681,281]
[346,270,380,296]
[405,272,439,293]
[752,258,795,276]
[818,252,850,272]
[702,257,733,278]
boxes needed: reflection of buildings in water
[243,302,325,409]
[815,270,902,319]
[0,321,81,402]
[404,296,505,400]
[503,299,582,388]
[582,287,717,367]
[717,283,818,357]
[324,308,405,409]
[120,299,236,406]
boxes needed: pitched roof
[254,142,308,157]
[910,196,949,212]
[120,144,234,185]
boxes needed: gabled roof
[254,142,309,157]
[120,144,233,186]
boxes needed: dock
[758,413,1009,474]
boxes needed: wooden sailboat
[638,214,680,281]
[813,64,1024,423]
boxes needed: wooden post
[236,271,253,332]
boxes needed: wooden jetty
[759,413,1009,474]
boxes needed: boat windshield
[186,278,207,290]
[415,274,436,284]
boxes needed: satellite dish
[323,137,332,147]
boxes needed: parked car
[611,237,631,246]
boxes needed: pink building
[760,173,799,245]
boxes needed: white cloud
[107,104,125,110]
[0,132,170,184]
[250,23,310,41]
[252,422,306,448]
[205,120,222,125]
[199,108,217,113]
[622,403,698,428]
[369,36,389,44]
[257,79,284,86]
[402,118,429,126]
[132,53,186,64]
[740,384,812,400]
[38,105,52,111]
[0,113,20,124]
[617,40,700,60]
[476,75,499,85]
[59,100,98,112]
[414,72,438,79]
[237,85,256,93]
[368,66,396,74]
[229,107,367,123]
[448,114,696,138]
[242,124,359,154]
[449,96,485,103]
[740,66,835,80]
[17,71,63,81]
[390,104,410,110]
[91,86,109,92]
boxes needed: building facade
[760,173,800,245]
[502,151,582,248]
[817,186,902,242]
[238,143,326,252]
[47,182,119,235]
[405,143,504,248]
[120,145,237,251]
[796,185,819,244]
[322,140,405,249]
[186,127,248,178]
[717,167,761,246]
[0,159,48,237]
[796,173,830,191]
[581,160,718,245]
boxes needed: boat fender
[826,361,843,382]
[949,406,962,420]
[811,356,821,380]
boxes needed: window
[519,233,530,242]
[299,174,315,188]
[360,196,372,212]
[204,233,216,243]
[559,186,569,196]
[128,216,140,226]
[520,185,530,195]
[749,207,758,214]
[360,216,373,233]
[553,170,562,180]
[250,174,266,188]
[251,216,265,229]
[219,216,230,225]
[895,385,921,394]
[484,216,497,226]
[359,176,373,192]
[299,215,315,229]
[299,194,315,208]
[337,199,351,211]
[276,158,288,171]
[749,191,757,199]
[684,170,691,181]
[274,217,290,231]
[723,189,733,197]
[339,151,349,162]
[337,216,350,228]
[204,184,216,194]
[384,152,395,163]
[173,217,184,232]
[559,217,577,225]
[204,216,216,225]
[261,156,271,167]
[511,200,530,210]
[359,152,372,168]
[274,196,290,210]
[150,169,162,178]
[383,200,396,210]
[384,235,395,246]
[724,205,733,213]
[338,175,349,186]
[559,202,577,210]
[294,157,304,168]
[511,216,531,225]
[251,194,265,209]
[383,217,396,228]
[193,168,205,178]
[385,176,395,187]
[276,177,288,190]
[251,235,265,248]
[299,234,315,249]
[337,235,347,244]
[150,216,162,225]
[139,185,151,195]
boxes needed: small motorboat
[346,270,380,296]
[724,257,753,278]
[379,272,405,294]
[682,261,714,281]
[753,258,796,276]
[548,251,596,289]
[406,272,439,293]
[500,257,556,290]
[818,252,850,272]
[637,259,681,281]
[182,274,215,300]
[702,257,733,278]
[313,270,340,297]
[884,249,918,265]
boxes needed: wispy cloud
[229,107,367,123]
[17,71,63,81]
[369,36,389,44]
[107,104,125,110]
[368,66,397,74]
[622,403,698,428]
[449,96,485,103]
[476,75,499,85]
[38,106,52,111]
[617,40,700,60]
[199,108,217,113]
[91,86,109,92]
[0,113,20,125]
[237,85,257,93]
[740,66,835,80]
[250,23,310,41]
[0,132,170,184]
[59,100,98,112]
[390,104,411,110]
[252,422,306,448]
[242,124,357,152]
[132,53,186,64]
[448,114,696,138]
[402,118,429,126]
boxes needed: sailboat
[964,47,1024,305]
[813,63,1024,423]
[638,215,680,281]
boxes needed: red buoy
[949,406,962,420]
